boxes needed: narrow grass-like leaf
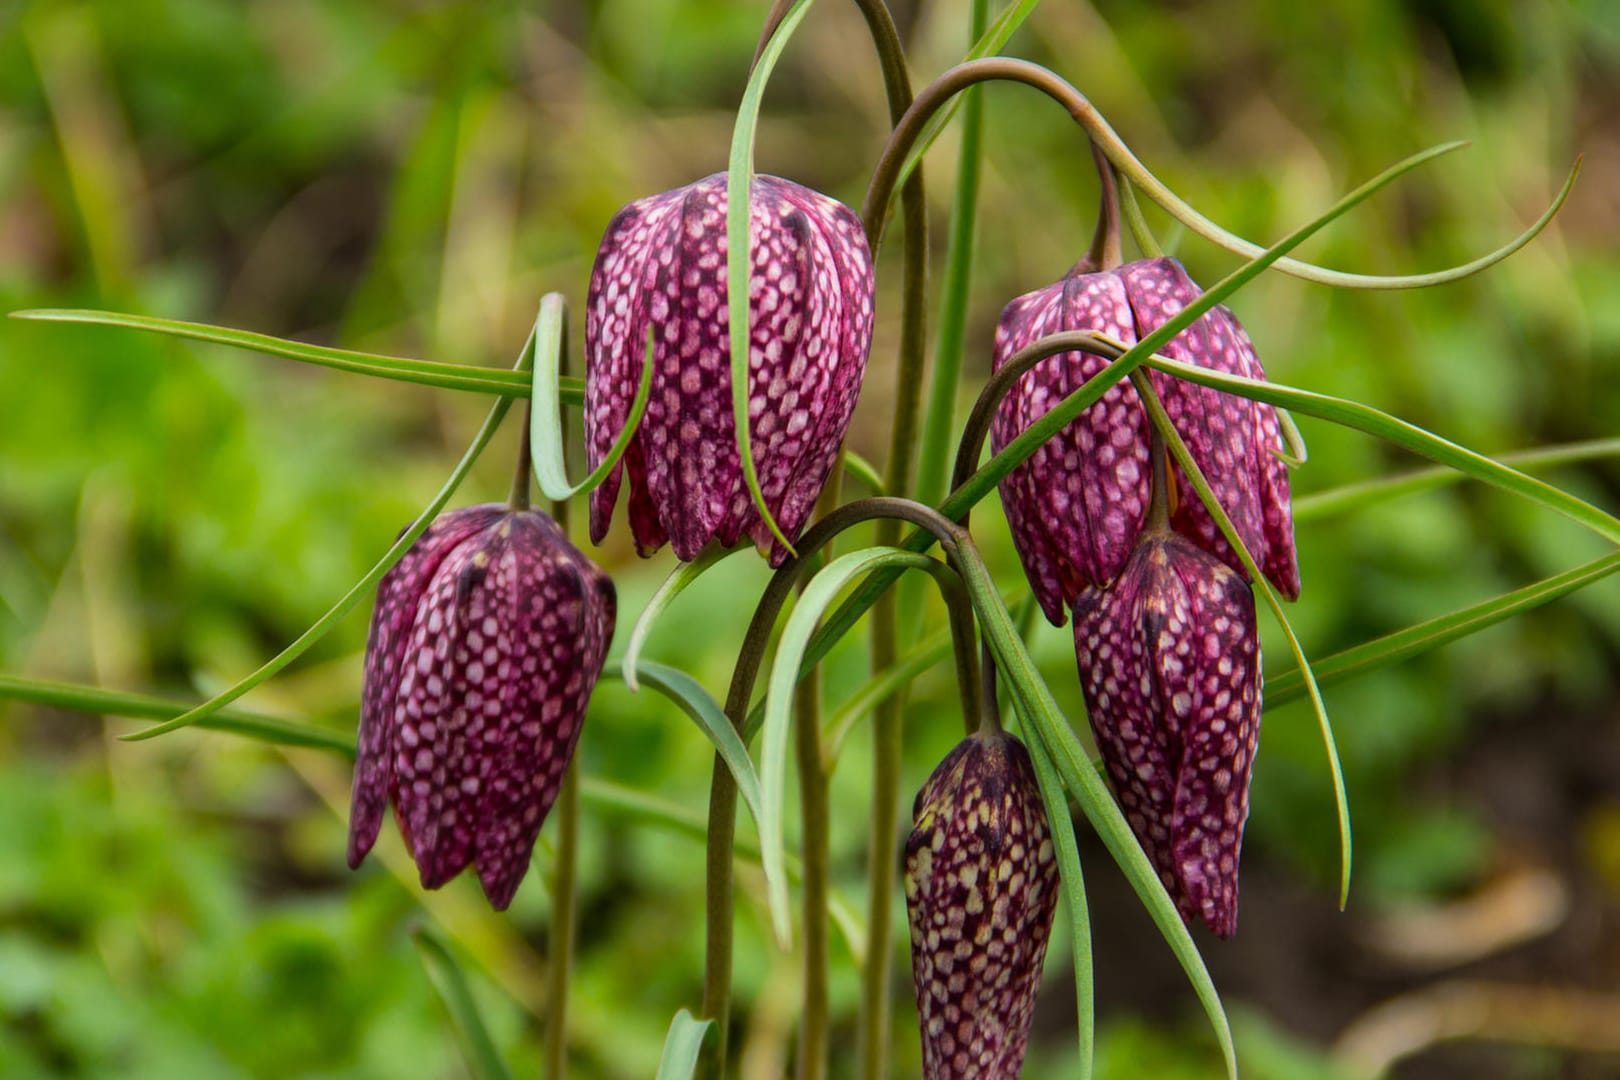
[117,339,531,742]
[412,927,513,1080]
[622,546,741,693]
[1294,437,1620,522]
[8,308,574,399]
[757,144,1459,717]
[1267,552,1620,708]
[824,627,954,765]
[1017,705,1094,1079]
[531,296,655,501]
[1140,358,1620,547]
[605,660,766,847]
[1133,374,1351,908]
[725,0,816,557]
[955,550,1236,1078]
[655,1009,713,1080]
[0,674,354,755]
[893,0,1043,190]
[841,450,887,494]
[761,546,941,946]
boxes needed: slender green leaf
[841,449,887,494]
[8,308,576,399]
[605,660,766,846]
[655,1009,713,1080]
[955,551,1236,1077]
[412,927,512,1080]
[622,546,741,692]
[1294,437,1620,521]
[0,674,354,755]
[118,336,532,742]
[1017,707,1094,1079]
[1141,357,1620,547]
[761,546,940,945]
[725,0,816,556]
[531,296,655,501]
[1267,552,1620,708]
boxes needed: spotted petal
[904,731,1059,1078]
[1070,531,1261,937]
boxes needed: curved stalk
[864,58,1574,289]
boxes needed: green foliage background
[2,0,1618,1076]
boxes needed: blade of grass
[8,309,566,398]
[1017,706,1094,1079]
[1266,552,1620,708]
[412,927,513,1080]
[532,297,654,500]
[1294,437,1620,522]
[725,0,816,557]
[622,546,741,692]
[655,1009,713,1080]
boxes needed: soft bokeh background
[3,0,1619,1076]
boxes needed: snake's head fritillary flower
[1070,529,1261,937]
[347,505,616,911]
[991,256,1298,624]
[585,172,875,565]
[904,731,1059,1079]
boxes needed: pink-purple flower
[991,256,1298,623]
[904,731,1059,1077]
[1070,529,1261,937]
[347,505,616,910]
[584,172,875,564]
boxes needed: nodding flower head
[348,505,616,911]
[1070,528,1261,938]
[991,256,1298,624]
[584,172,875,565]
[904,731,1059,1079]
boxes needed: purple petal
[991,269,1146,619]
[348,504,505,869]
[585,173,874,563]
[1071,531,1261,937]
[472,514,616,909]
[904,732,1059,1078]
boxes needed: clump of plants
[7,1,1594,1077]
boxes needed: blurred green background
[3,0,1619,1077]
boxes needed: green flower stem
[1119,175,1165,258]
[543,370,579,1080]
[863,58,1577,290]
[760,2,928,1074]
[795,668,830,1080]
[912,0,989,513]
[700,499,975,1076]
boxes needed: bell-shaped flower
[904,730,1059,1078]
[584,172,875,564]
[991,256,1298,623]
[347,505,616,910]
[1070,528,1261,937]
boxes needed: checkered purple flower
[904,731,1059,1078]
[991,256,1298,624]
[584,172,875,564]
[1070,529,1261,937]
[347,505,616,911]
